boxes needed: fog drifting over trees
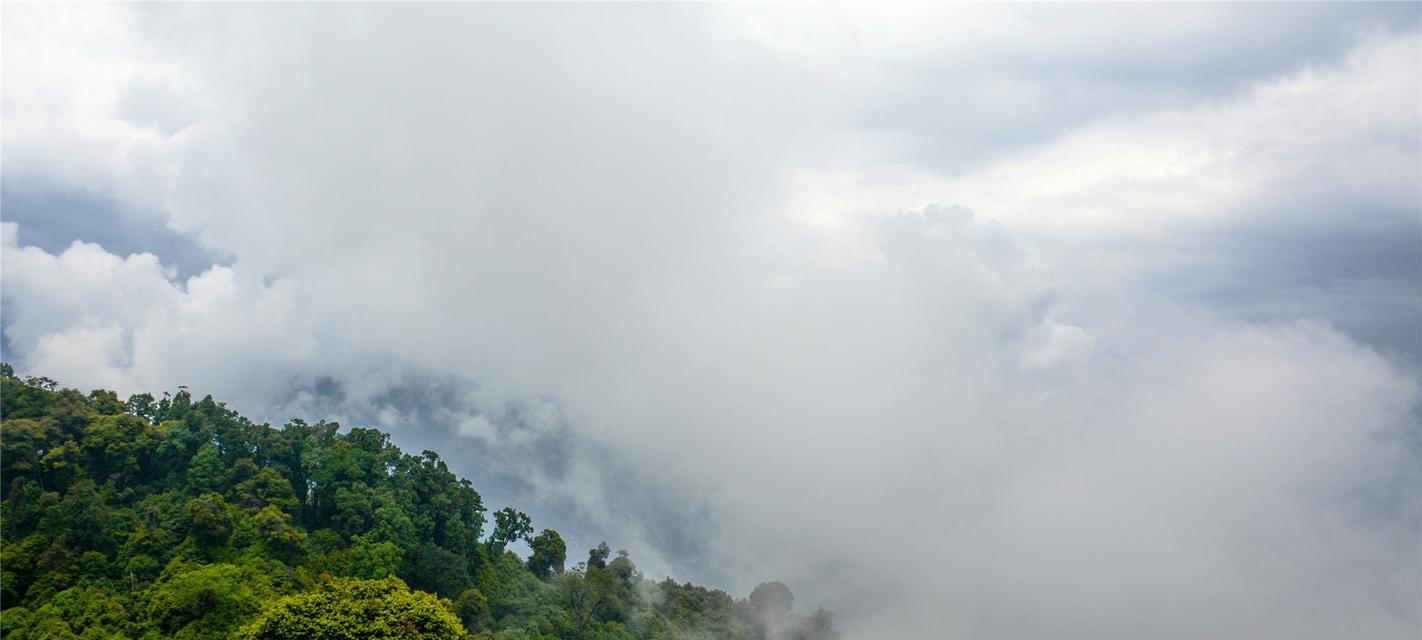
[3,4,1420,639]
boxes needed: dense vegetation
[0,366,838,639]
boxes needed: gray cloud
[3,4,1419,639]
[1178,211,1421,365]
[855,3,1422,172]
[0,183,228,280]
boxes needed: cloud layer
[4,4,1419,639]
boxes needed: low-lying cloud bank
[3,4,1419,639]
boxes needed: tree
[187,493,234,551]
[232,465,300,513]
[408,543,469,598]
[126,393,158,423]
[557,571,598,639]
[452,588,491,634]
[749,581,794,615]
[187,443,226,495]
[236,576,464,640]
[81,413,158,488]
[526,529,566,579]
[489,507,531,550]
[0,584,128,639]
[368,488,418,552]
[85,389,125,415]
[253,505,307,563]
[146,563,274,638]
[558,563,629,637]
[0,372,838,640]
[56,480,112,551]
[344,534,402,579]
[586,541,611,570]
[607,550,636,583]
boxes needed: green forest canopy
[0,365,838,640]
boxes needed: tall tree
[489,507,532,550]
[526,529,566,579]
[587,541,611,570]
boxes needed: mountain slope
[0,366,837,640]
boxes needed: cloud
[784,28,1422,362]
[0,185,227,281]
[3,4,1419,639]
[778,3,1421,172]
[780,320,1419,640]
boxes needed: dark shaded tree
[409,543,469,598]
[453,587,491,634]
[527,528,566,579]
[587,541,611,570]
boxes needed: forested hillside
[0,366,838,640]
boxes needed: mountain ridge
[0,365,838,640]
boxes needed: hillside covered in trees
[0,366,838,640]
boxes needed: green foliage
[410,544,470,598]
[0,585,129,640]
[453,588,492,634]
[186,443,226,495]
[53,480,113,551]
[253,505,308,563]
[491,508,533,551]
[236,576,464,640]
[146,563,276,638]
[527,529,566,579]
[187,493,235,553]
[231,462,300,514]
[340,534,403,579]
[586,542,611,570]
[0,366,837,640]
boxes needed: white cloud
[3,5,1418,639]
[784,31,1421,241]
[456,414,496,442]
[29,324,131,392]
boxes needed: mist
[3,4,1419,638]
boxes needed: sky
[2,3,1420,639]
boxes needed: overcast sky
[3,4,1420,639]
